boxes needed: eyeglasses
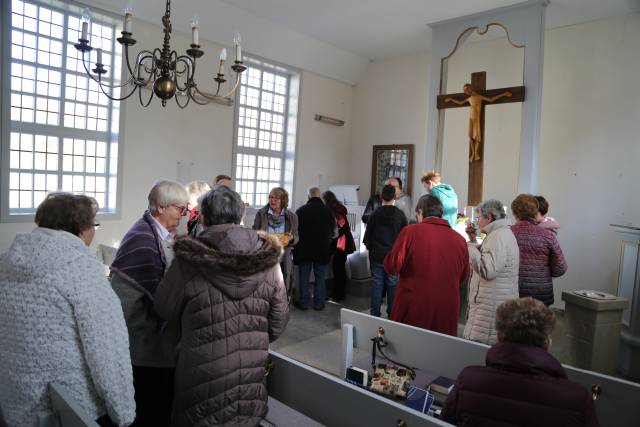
[93,223,101,229]
[171,204,190,216]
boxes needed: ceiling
[217,0,638,60]
[82,0,639,84]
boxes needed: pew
[39,383,98,427]
[340,308,640,427]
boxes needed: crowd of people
[0,168,587,426]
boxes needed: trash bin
[561,290,629,375]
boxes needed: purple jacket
[442,341,598,427]
[110,211,166,299]
[511,220,567,305]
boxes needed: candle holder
[74,0,245,108]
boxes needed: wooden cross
[437,71,524,206]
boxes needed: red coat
[384,217,469,336]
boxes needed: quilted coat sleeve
[69,260,136,426]
[548,234,568,278]
[267,266,289,342]
[154,259,190,322]
[384,226,412,276]
[468,232,507,281]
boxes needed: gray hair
[148,180,189,213]
[199,185,245,226]
[415,194,443,218]
[307,186,321,199]
[476,199,507,221]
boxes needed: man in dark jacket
[293,187,337,311]
[363,184,407,317]
[154,186,289,427]
[361,193,381,224]
[442,297,598,427]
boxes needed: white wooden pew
[341,308,640,427]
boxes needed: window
[233,57,299,208]
[2,0,122,219]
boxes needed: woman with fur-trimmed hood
[155,186,289,427]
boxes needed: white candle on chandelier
[218,48,227,75]
[233,32,242,62]
[124,8,133,33]
[97,48,103,64]
[80,8,91,40]
[191,16,199,46]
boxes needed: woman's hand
[465,223,478,243]
[280,232,293,247]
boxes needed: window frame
[231,54,301,209]
[0,0,126,223]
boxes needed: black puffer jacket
[154,224,289,427]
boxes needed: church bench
[340,308,640,427]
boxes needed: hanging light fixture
[73,0,246,107]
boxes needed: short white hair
[186,181,211,198]
[148,180,189,213]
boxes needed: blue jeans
[297,261,328,308]
[370,262,398,317]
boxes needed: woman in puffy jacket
[155,185,289,427]
[463,199,519,345]
[0,193,135,427]
[511,194,567,306]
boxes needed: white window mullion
[233,59,297,208]
[2,0,122,220]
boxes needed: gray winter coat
[154,224,289,427]
[463,219,519,345]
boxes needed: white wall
[293,72,353,207]
[539,13,640,304]
[349,14,640,306]
[349,53,430,205]
[0,18,355,252]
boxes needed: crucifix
[437,71,524,206]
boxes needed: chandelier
[73,0,246,107]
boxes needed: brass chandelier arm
[138,83,154,107]
[174,88,192,108]
[96,79,139,101]
[174,55,195,93]
[123,44,156,87]
[80,50,137,89]
[191,73,242,102]
[133,50,157,87]
[187,86,212,105]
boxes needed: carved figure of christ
[445,84,512,162]
[436,72,525,205]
